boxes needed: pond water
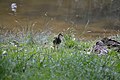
[0,0,120,39]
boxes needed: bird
[11,3,17,15]
[92,41,108,55]
[101,37,120,52]
[53,33,63,49]
[101,37,120,46]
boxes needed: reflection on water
[0,0,120,39]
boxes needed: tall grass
[0,26,120,80]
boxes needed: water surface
[0,0,120,39]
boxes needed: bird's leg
[53,45,55,50]
[57,45,58,49]
[53,44,57,50]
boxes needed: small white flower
[14,45,17,47]
[25,49,27,52]
[2,51,7,54]
[2,51,7,56]
[86,52,91,55]
[73,38,76,41]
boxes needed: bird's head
[101,37,109,43]
[58,33,63,40]
[58,33,63,37]
[96,41,104,46]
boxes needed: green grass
[0,32,120,80]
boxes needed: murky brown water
[0,0,120,39]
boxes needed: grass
[0,30,120,80]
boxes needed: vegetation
[0,0,120,79]
[0,30,120,80]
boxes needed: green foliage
[64,34,78,48]
[0,33,120,80]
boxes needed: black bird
[101,37,120,47]
[53,33,63,49]
[101,37,120,52]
